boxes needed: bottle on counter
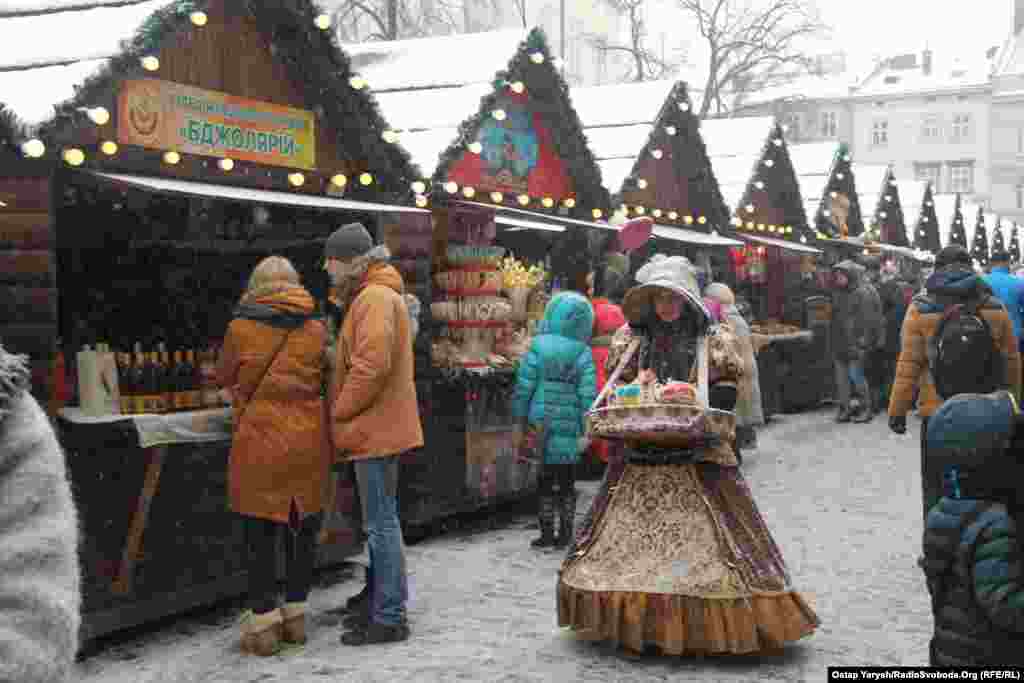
[48,340,68,417]
[184,350,201,409]
[131,343,146,414]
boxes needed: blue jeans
[354,456,408,626]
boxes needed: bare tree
[327,0,506,42]
[676,0,827,117]
[589,0,678,82]
[510,0,528,28]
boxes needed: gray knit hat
[325,222,373,260]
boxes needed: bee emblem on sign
[127,83,161,139]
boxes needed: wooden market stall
[0,0,429,640]
[715,121,828,416]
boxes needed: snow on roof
[789,141,839,225]
[736,74,858,108]
[854,55,992,99]
[585,124,652,162]
[397,127,459,177]
[0,0,168,70]
[0,57,111,124]
[571,80,676,128]
[0,0,150,16]
[372,84,491,131]
[343,29,528,92]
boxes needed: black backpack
[927,301,1001,400]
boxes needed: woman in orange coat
[217,256,329,656]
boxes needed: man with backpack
[888,245,1021,524]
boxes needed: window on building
[921,115,941,142]
[872,120,888,147]
[949,161,975,194]
[915,162,942,192]
[1018,184,1024,210]
[950,114,971,142]
[820,111,837,138]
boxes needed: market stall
[715,122,828,415]
[0,0,427,640]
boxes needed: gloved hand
[889,414,907,434]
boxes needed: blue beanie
[927,391,1018,460]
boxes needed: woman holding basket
[557,255,818,656]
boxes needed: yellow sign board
[118,79,316,170]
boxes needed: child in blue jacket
[921,390,1024,665]
[513,292,597,549]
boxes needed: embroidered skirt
[558,456,818,655]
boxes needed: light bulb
[754,181,764,190]
[20,139,44,158]
[62,148,85,166]
[87,107,110,125]
[773,138,783,146]
[491,192,504,203]
[101,141,118,155]
[745,204,755,213]
[542,197,554,208]
[651,149,663,159]
[745,222,754,229]
[637,178,648,189]
[382,130,399,143]
[678,101,690,112]
[768,225,776,233]
[698,216,707,225]
[563,198,576,208]
[530,52,545,64]
[552,57,564,69]
[216,158,233,171]
[510,81,525,94]
[359,172,373,186]
[445,181,458,194]
[635,206,646,215]
[837,173,845,180]
[190,11,208,26]
[830,191,838,198]
[492,109,507,121]
[162,150,180,165]
[411,180,426,194]
[764,159,775,168]
[468,141,483,154]
[592,209,603,219]
[824,210,831,217]
[288,172,305,187]
[801,236,808,243]
[668,211,678,221]
[331,174,348,187]
[885,195,892,202]
[314,13,331,30]
[652,209,662,218]
[517,194,530,206]
[349,76,366,90]
[415,194,428,207]
[731,217,741,227]
[462,186,476,198]
[880,211,888,219]
[141,55,160,71]
[665,125,677,136]
[757,224,765,231]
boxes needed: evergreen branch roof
[947,193,968,248]
[430,27,611,219]
[2,0,420,199]
[613,82,730,234]
[812,142,864,239]
[872,168,909,248]
[972,206,990,264]
[729,122,815,246]
[913,183,941,254]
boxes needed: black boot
[835,406,852,423]
[555,492,576,549]
[531,496,556,548]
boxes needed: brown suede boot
[240,608,283,656]
[280,602,307,645]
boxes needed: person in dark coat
[830,260,882,423]
[921,390,1024,665]
[875,258,910,413]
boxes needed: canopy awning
[82,171,429,214]
[495,215,565,233]
[741,234,822,255]
[453,200,618,232]
[652,225,742,247]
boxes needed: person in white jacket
[0,344,81,682]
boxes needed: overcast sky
[647,0,1012,77]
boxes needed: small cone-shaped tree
[872,168,909,247]
[814,143,863,238]
[731,123,814,245]
[1011,223,1021,263]
[948,193,968,248]
[972,207,990,266]
[914,183,941,254]
[992,216,1007,254]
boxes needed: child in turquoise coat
[513,291,597,549]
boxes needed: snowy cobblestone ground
[74,407,931,682]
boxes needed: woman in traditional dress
[558,255,818,656]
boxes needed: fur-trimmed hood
[0,345,30,422]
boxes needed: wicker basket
[585,402,735,449]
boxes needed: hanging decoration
[815,143,864,238]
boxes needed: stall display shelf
[442,320,509,329]
[443,264,502,273]
[439,287,503,297]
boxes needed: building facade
[990,4,1024,219]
